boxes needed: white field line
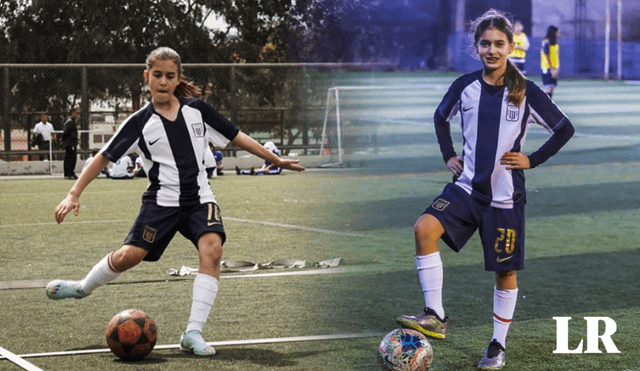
[528,129,640,141]
[0,217,372,238]
[225,217,371,238]
[221,265,370,279]
[0,333,382,360]
[0,346,45,370]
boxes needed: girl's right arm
[54,153,111,224]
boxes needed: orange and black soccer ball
[105,309,157,360]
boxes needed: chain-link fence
[0,63,394,162]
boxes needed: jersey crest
[143,225,157,243]
[191,122,205,137]
[506,104,520,122]
[432,198,450,211]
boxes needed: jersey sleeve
[433,76,465,163]
[526,81,575,168]
[192,99,239,148]
[100,109,146,163]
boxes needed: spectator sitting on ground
[83,150,110,177]
[235,141,282,175]
[109,154,139,179]
[134,154,146,177]
[206,143,224,178]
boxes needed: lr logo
[553,317,621,354]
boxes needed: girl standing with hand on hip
[47,47,305,356]
[395,10,574,370]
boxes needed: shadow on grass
[319,248,640,334]
[162,347,329,367]
[318,180,640,232]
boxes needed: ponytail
[174,78,201,98]
[505,57,526,106]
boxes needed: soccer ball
[105,309,157,360]
[378,328,433,371]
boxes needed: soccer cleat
[46,280,88,300]
[477,339,506,370]
[180,330,216,356]
[396,307,448,340]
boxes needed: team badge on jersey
[506,104,520,122]
[143,225,157,243]
[432,198,450,211]
[191,122,205,137]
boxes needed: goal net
[318,83,446,168]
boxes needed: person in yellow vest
[508,20,529,74]
[541,25,560,98]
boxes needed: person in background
[109,154,139,179]
[541,25,560,98]
[206,143,224,178]
[235,141,283,175]
[83,150,109,177]
[134,155,146,177]
[508,20,529,74]
[61,108,80,179]
[33,113,56,161]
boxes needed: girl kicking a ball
[395,9,574,370]
[47,47,305,356]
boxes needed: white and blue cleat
[180,330,216,356]
[477,339,506,370]
[45,280,88,300]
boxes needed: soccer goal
[318,84,444,167]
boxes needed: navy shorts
[423,183,525,272]
[541,71,557,88]
[124,202,226,262]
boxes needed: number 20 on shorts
[494,228,516,254]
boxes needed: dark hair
[145,47,201,98]
[546,26,559,45]
[470,9,526,106]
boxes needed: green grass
[1,73,640,370]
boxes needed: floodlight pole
[617,0,622,80]
[335,88,342,165]
[604,0,610,80]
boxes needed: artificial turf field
[1,72,639,370]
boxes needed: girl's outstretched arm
[54,153,111,223]
[231,132,305,172]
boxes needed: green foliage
[2,69,640,371]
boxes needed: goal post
[319,87,343,167]
[318,84,445,167]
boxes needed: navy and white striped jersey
[101,98,239,207]
[434,70,573,209]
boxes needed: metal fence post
[230,66,237,125]
[81,66,89,152]
[302,65,308,154]
[3,67,10,158]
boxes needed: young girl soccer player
[47,47,305,356]
[395,10,574,370]
[541,25,560,97]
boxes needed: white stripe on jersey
[101,98,239,207]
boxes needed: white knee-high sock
[492,287,518,348]
[416,252,444,319]
[80,252,121,294]
[186,273,219,333]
